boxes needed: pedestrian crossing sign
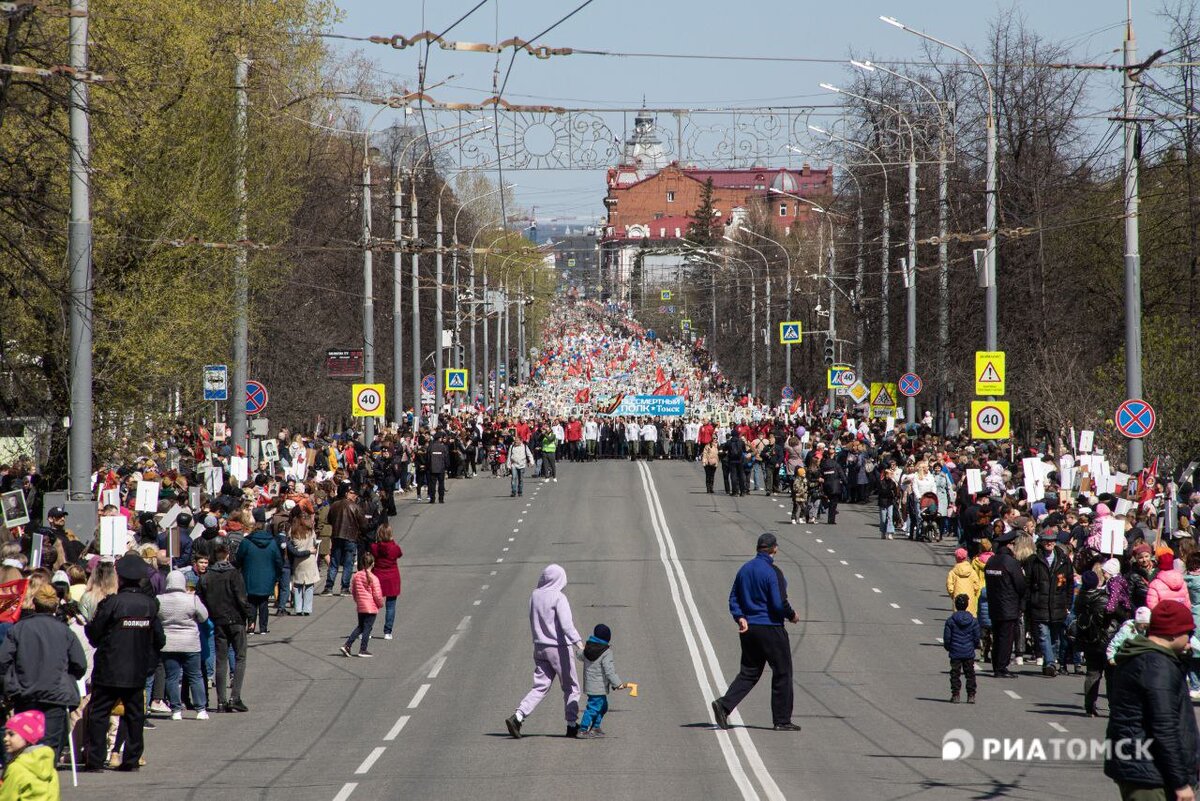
[869,382,898,418]
[974,351,1006,395]
[444,368,468,392]
[680,318,691,331]
[661,290,672,301]
[778,321,803,345]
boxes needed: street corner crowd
[0,433,416,795]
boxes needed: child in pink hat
[3,709,60,799]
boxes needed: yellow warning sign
[975,351,1006,396]
[869,382,898,418]
[971,400,1010,440]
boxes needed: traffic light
[823,336,835,366]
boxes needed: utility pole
[905,150,918,424]
[937,111,950,434]
[67,0,93,500]
[1123,5,1144,472]
[361,148,376,445]
[230,53,251,453]
[880,189,890,374]
[482,264,490,408]
[392,169,404,426]
[434,205,444,415]
[410,178,422,430]
[854,201,864,376]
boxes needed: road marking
[778,504,785,508]
[383,715,409,741]
[911,618,923,625]
[428,656,447,679]
[872,588,882,593]
[473,599,481,605]
[457,616,471,631]
[1048,721,1068,733]
[513,528,520,533]
[1004,690,1021,700]
[355,746,386,774]
[839,560,848,566]
[935,637,944,643]
[481,584,489,590]
[332,782,358,801]
[889,603,900,609]
[826,548,835,554]
[854,573,864,579]
[496,558,504,563]
[408,683,431,709]
[384,714,412,743]
[502,547,509,552]
[442,633,460,652]
[508,537,515,542]
[526,503,532,507]
[815,538,823,543]
[489,571,497,576]
[518,518,524,523]
[637,462,781,801]
[805,530,813,534]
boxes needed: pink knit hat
[1095,503,1111,518]
[5,710,44,745]
[954,548,968,562]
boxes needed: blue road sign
[898,373,922,397]
[646,329,656,340]
[1115,398,1156,439]
[203,364,228,401]
[781,385,794,400]
[421,374,436,394]
[245,380,268,415]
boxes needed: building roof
[682,166,832,192]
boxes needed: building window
[778,202,788,217]
[667,191,675,203]
[654,212,665,220]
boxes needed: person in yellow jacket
[0,710,59,801]
[947,548,982,616]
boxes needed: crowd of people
[0,298,1196,797]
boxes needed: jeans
[214,622,247,705]
[276,562,292,610]
[1037,621,1064,667]
[750,462,763,491]
[325,539,358,592]
[878,505,895,537]
[346,612,376,653]
[292,583,314,614]
[511,467,525,496]
[248,594,271,631]
[384,596,398,634]
[579,694,608,730]
[163,651,207,712]
[543,452,556,477]
[200,617,215,680]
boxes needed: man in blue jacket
[711,532,801,732]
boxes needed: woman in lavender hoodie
[505,564,584,738]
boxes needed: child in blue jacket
[944,593,981,704]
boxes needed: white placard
[99,516,125,556]
[1060,467,1077,491]
[1115,498,1134,517]
[189,522,206,541]
[1114,471,1131,490]
[261,440,279,462]
[1100,517,1125,555]
[135,480,160,513]
[213,422,228,441]
[101,488,120,509]
[966,468,983,495]
[884,415,895,433]
[230,456,248,483]
[845,418,856,432]
[159,503,184,530]
[205,466,223,496]
[1078,430,1094,453]
[29,533,43,569]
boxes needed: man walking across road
[711,533,802,732]
[505,564,584,739]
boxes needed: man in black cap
[984,529,1026,678]
[711,532,802,732]
[22,506,68,570]
[426,432,450,504]
[83,553,165,771]
[1024,527,1074,676]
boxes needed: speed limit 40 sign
[352,383,386,418]
[970,400,1010,440]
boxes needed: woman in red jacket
[369,524,403,640]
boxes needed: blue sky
[330,1,1171,222]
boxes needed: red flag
[789,398,801,415]
[1138,458,1159,506]
[0,579,28,624]
[574,388,591,404]
[655,365,666,385]
[653,381,672,396]
[567,363,582,377]
[681,384,691,400]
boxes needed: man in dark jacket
[1105,599,1199,800]
[322,484,366,595]
[819,453,845,524]
[0,583,87,759]
[984,529,1026,678]
[84,553,166,771]
[726,432,748,497]
[1024,528,1074,677]
[711,533,801,732]
[198,541,251,713]
[426,433,450,504]
[235,525,282,635]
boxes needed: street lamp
[721,234,763,398]
[454,188,513,401]
[810,123,892,375]
[736,224,795,391]
[881,15,997,354]
[821,81,919,422]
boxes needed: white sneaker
[384,633,393,640]
[1190,690,1200,701]
[171,711,183,721]
[790,519,797,525]
[196,710,210,720]
[553,478,558,482]
[1015,656,1024,666]
[150,700,170,714]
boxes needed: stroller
[917,492,942,543]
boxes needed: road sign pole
[1123,14,1144,473]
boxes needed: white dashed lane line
[428,657,447,679]
[383,715,409,741]
[889,603,900,609]
[496,558,504,563]
[333,782,358,801]
[408,683,431,709]
[911,618,923,625]
[355,747,386,774]
[457,616,471,631]
[1048,722,1069,733]
[839,560,848,566]
[872,588,882,594]
[1004,690,1022,700]
[854,573,864,579]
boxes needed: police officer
[984,529,1026,678]
[83,553,165,771]
[819,452,845,524]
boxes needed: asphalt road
[66,459,1144,801]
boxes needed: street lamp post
[722,234,761,398]
[882,16,997,354]
[737,225,794,393]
